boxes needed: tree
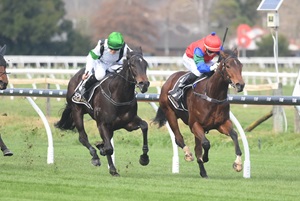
[0,0,90,55]
[91,0,158,54]
[210,0,261,39]
[255,34,291,57]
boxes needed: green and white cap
[108,32,124,50]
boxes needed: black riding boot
[80,74,98,101]
[168,72,197,102]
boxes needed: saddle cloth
[168,75,208,111]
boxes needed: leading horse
[55,47,150,176]
[0,44,13,156]
[153,48,245,178]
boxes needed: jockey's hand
[82,72,89,80]
[210,62,219,71]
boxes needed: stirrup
[72,92,82,102]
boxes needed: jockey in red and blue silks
[168,32,223,104]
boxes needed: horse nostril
[236,83,244,92]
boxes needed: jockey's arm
[84,40,102,76]
[194,48,211,73]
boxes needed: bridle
[100,53,146,107]
[193,55,241,104]
[116,53,145,84]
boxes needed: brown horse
[55,47,150,176]
[153,48,244,178]
[0,45,13,156]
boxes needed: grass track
[0,97,300,201]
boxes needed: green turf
[0,96,300,201]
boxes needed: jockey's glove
[210,62,219,71]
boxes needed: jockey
[168,32,223,103]
[74,31,130,102]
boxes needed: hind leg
[124,116,149,166]
[163,107,193,162]
[0,135,13,156]
[72,109,100,166]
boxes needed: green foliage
[255,34,291,57]
[0,0,91,55]
[211,0,261,31]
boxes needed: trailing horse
[153,48,245,178]
[0,44,13,156]
[55,47,150,176]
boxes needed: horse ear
[0,44,7,56]
[232,47,238,57]
[126,47,131,59]
[138,46,143,55]
[220,50,226,59]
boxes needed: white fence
[5,55,300,69]
[5,55,300,87]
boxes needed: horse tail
[55,103,75,130]
[152,106,167,128]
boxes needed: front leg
[191,122,208,178]
[124,116,149,166]
[218,120,243,172]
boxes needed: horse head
[218,48,245,92]
[0,45,8,90]
[126,47,150,93]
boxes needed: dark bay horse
[55,47,150,176]
[0,44,13,156]
[153,48,245,178]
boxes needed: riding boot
[79,74,98,102]
[168,72,198,102]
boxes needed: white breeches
[182,53,214,77]
[86,57,121,81]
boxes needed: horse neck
[112,65,136,99]
[204,71,229,99]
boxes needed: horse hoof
[3,149,13,156]
[139,154,150,166]
[233,162,243,172]
[184,153,194,162]
[200,172,208,178]
[91,158,101,166]
[110,171,120,177]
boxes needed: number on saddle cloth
[98,39,125,62]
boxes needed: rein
[100,54,144,107]
[193,55,237,104]
[0,66,9,77]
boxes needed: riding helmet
[204,32,222,52]
[108,32,124,50]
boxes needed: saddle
[168,74,208,111]
[71,74,111,110]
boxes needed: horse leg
[191,122,208,178]
[96,123,119,176]
[124,116,149,166]
[218,121,243,172]
[164,108,193,161]
[0,135,13,156]
[202,136,210,163]
[73,110,100,166]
